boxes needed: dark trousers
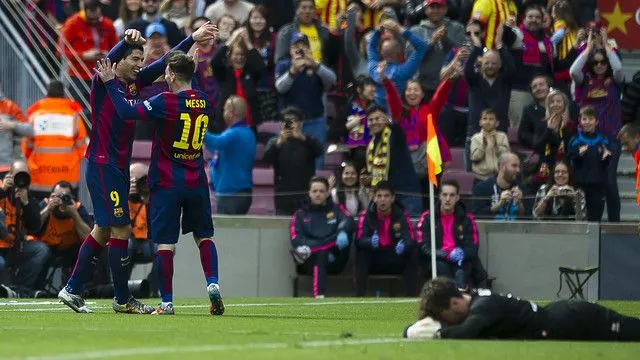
[275,194,306,216]
[544,300,640,341]
[605,140,621,222]
[216,189,252,215]
[580,184,606,222]
[435,259,471,289]
[355,248,418,297]
[297,248,349,297]
[35,244,80,291]
[439,107,468,147]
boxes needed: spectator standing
[0,95,30,178]
[0,161,46,298]
[408,0,465,99]
[246,6,278,123]
[143,23,172,65]
[470,109,510,181]
[274,33,337,168]
[532,160,585,220]
[438,20,480,147]
[617,124,640,209]
[211,28,266,133]
[329,162,369,216]
[417,180,480,289]
[204,97,256,215]
[549,0,580,93]
[128,0,185,47]
[566,106,611,222]
[114,0,143,37]
[263,107,324,215]
[316,0,400,31]
[275,0,329,63]
[472,152,525,220]
[470,0,518,49]
[22,81,86,200]
[205,0,254,24]
[214,14,240,48]
[160,0,190,30]
[570,28,624,222]
[368,19,427,108]
[36,181,92,292]
[290,176,353,298]
[464,27,515,169]
[59,0,118,103]
[355,181,418,297]
[518,74,551,149]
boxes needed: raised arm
[395,29,428,84]
[383,77,403,123]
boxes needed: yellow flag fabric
[426,114,442,186]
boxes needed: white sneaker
[58,288,93,313]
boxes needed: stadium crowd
[1,0,640,299]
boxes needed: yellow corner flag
[426,113,442,186]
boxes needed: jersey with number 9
[137,90,210,190]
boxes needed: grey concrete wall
[133,217,605,300]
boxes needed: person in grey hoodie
[0,91,33,178]
[408,0,465,99]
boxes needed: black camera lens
[61,193,74,205]
[13,171,30,188]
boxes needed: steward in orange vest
[37,193,92,250]
[0,175,42,249]
[22,81,87,195]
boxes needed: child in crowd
[470,109,510,181]
[567,105,611,221]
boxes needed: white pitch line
[0,301,96,306]
[7,337,411,360]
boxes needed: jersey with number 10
[136,90,210,189]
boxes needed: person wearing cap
[144,22,171,65]
[408,0,465,100]
[128,0,185,47]
[275,32,337,168]
[275,0,330,63]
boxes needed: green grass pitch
[0,298,639,359]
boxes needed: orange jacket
[129,200,148,240]
[0,98,26,173]
[22,97,86,192]
[59,12,117,80]
[37,198,84,249]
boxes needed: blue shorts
[86,162,130,227]
[149,187,214,244]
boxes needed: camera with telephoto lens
[7,171,30,204]
[60,193,74,206]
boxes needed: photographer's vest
[38,198,82,249]
[0,180,17,249]
[22,97,86,192]
[129,200,148,240]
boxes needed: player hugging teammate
[59,23,223,316]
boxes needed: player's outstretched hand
[124,29,146,45]
[94,58,116,83]
[192,22,219,43]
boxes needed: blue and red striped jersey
[105,80,210,189]
[85,36,196,169]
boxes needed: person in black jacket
[417,180,481,289]
[404,277,640,340]
[567,106,611,221]
[126,0,184,47]
[0,161,46,298]
[355,181,418,297]
[290,176,354,298]
[211,28,266,134]
[263,107,324,215]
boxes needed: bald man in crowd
[204,96,257,215]
[472,152,525,220]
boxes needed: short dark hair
[46,80,65,98]
[166,51,195,83]
[280,106,304,122]
[123,45,144,59]
[53,180,73,191]
[524,4,543,17]
[619,123,640,138]
[373,180,394,195]
[309,176,329,190]
[440,179,459,194]
[580,105,598,120]
[356,76,375,91]
[418,277,463,321]
[85,0,101,12]
[365,103,387,117]
[466,19,484,32]
[190,16,210,32]
[480,108,497,119]
[530,74,553,89]
[296,0,315,9]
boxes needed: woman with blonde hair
[114,0,143,37]
[160,0,190,30]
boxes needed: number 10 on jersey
[173,113,209,150]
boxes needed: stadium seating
[441,170,476,196]
[448,147,465,170]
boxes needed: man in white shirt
[205,0,254,24]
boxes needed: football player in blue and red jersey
[58,25,218,314]
[94,50,224,316]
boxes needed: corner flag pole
[429,182,437,279]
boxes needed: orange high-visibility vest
[0,180,18,249]
[129,200,148,240]
[38,198,83,249]
[22,97,86,193]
